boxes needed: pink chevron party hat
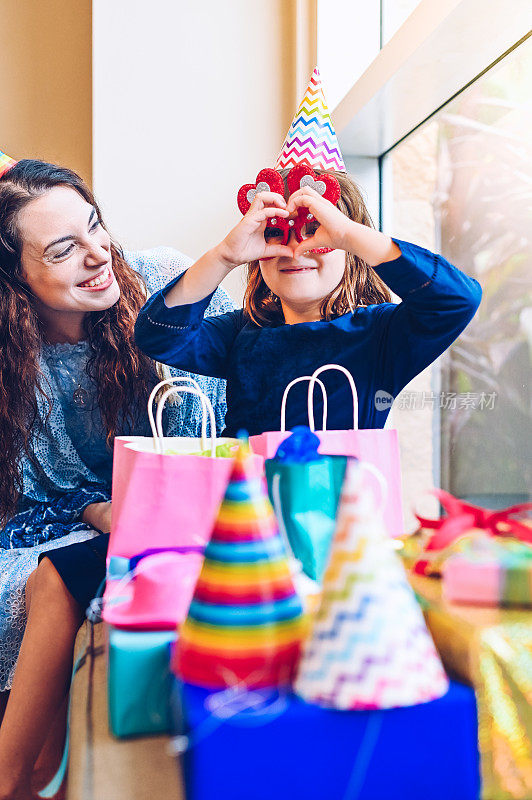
[0,150,17,179]
[174,443,306,690]
[275,67,345,172]
[294,458,448,710]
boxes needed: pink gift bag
[108,378,262,560]
[250,364,405,537]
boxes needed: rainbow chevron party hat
[294,458,448,710]
[275,67,345,172]
[0,150,17,179]
[174,443,306,690]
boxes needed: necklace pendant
[73,386,89,407]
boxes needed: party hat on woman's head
[295,458,448,710]
[0,150,17,179]
[275,67,345,173]
[173,442,306,690]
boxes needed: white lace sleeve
[125,246,234,437]
[124,246,193,295]
[124,246,235,315]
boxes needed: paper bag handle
[148,377,208,443]
[308,364,359,431]
[156,386,217,457]
[280,376,328,432]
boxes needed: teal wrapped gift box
[107,626,176,738]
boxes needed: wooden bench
[66,622,184,800]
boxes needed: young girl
[135,168,482,431]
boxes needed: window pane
[381,0,422,45]
[384,39,532,509]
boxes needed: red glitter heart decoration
[293,213,333,254]
[264,215,290,246]
[286,165,340,251]
[237,168,285,215]
[286,164,340,206]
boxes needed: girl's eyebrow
[43,207,97,255]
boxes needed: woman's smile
[76,264,114,291]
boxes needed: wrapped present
[410,573,532,800]
[411,490,532,578]
[103,550,204,630]
[107,626,176,738]
[443,538,532,607]
[172,678,480,800]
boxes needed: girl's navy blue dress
[135,238,482,435]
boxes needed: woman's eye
[53,244,75,260]
[90,220,100,232]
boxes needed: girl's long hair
[244,169,392,326]
[0,159,156,524]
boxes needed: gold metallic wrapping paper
[409,575,532,800]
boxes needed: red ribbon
[414,489,532,552]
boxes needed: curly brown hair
[244,168,392,326]
[0,160,157,524]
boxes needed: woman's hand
[217,192,294,267]
[82,501,112,533]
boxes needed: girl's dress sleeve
[134,273,244,380]
[125,246,235,318]
[371,238,482,397]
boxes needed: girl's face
[259,241,346,320]
[17,186,120,315]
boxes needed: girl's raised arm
[164,191,292,307]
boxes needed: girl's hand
[218,192,294,267]
[286,187,352,258]
[82,501,112,534]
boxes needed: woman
[0,158,233,799]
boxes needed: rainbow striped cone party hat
[0,150,17,178]
[275,67,345,172]
[175,442,306,690]
[294,458,449,710]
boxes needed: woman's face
[17,186,120,315]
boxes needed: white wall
[92,0,300,303]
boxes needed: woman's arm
[81,501,112,534]
[1,486,111,548]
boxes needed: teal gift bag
[107,627,177,738]
[265,454,347,582]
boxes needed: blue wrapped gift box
[173,679,480,800]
